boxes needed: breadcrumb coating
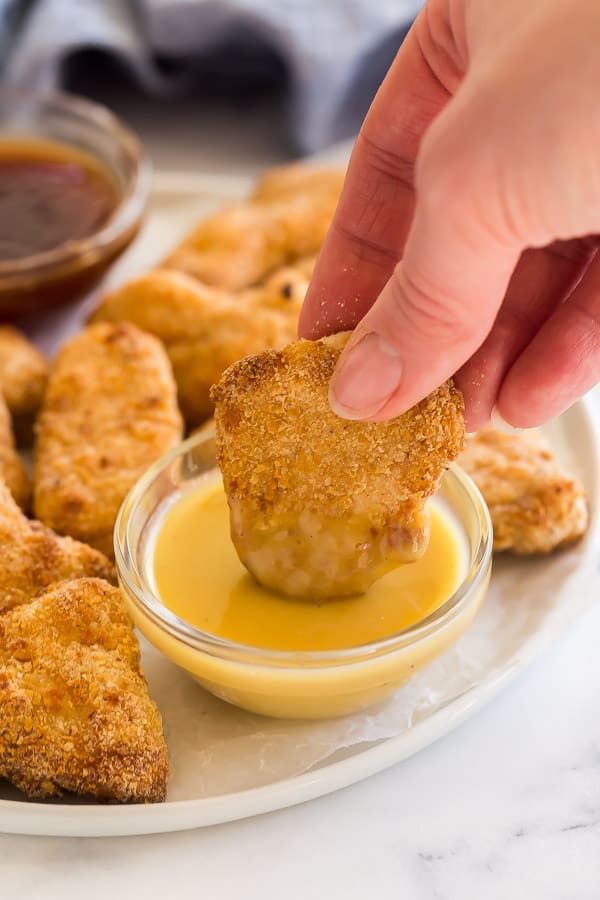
[163,164,343,289]
[91,264,312,427]
[0,326,48,445]
[211,333,465,598]
[0,478,114,615]
[459,427,589,554]
[0,577,168,802]
[0,393,30,510]
[34,322,182,558]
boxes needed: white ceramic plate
[1,171,599,837]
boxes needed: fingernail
[329,332,403,419]
[490,407,523,434]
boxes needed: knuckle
[388,263,482,346]
[358,131,415,192]
[331,218,398,270]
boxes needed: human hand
[298,0,600,429]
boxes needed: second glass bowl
[0,87,150,316]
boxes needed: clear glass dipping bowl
[0,87,150,316]
[116,431,493,720]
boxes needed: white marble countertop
[3,90,600,899]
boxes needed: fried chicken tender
[163,164,342,290]
[0,326,48,445]
[0,577,168,802]
[34,322,182,558]
[91,265,310,427]
[251,164,345,205]
[0,478,114,615]
[211,333,465,599]
[459,427,589,554]
[0,393,30,510]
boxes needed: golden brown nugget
[459,427,589,554]
[251,164,345,205]
[0,325,48,444]
[163,166,342,290]
[91,267,308,427]
[34,322,182,558]
[0,577,168,802]
[0,478,114,615]
[211,333,465,599]
[0,393,30,510]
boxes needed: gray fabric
[1,0,423,152]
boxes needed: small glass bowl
[116,431,493,720]
[0,87,151,316]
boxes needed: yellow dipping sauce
[122,467,491,719]
[152,476,467,652]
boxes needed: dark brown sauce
[0,138,120,262]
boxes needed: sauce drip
[0,138,119,262]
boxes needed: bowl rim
[115,430,493,667]
[0,86,151,281]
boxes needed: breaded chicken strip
[459,427,588,554]
[0,478,114,615]
[0,325,48,445]
[0,393,30,510]
[211,333,465,599]
[34,322,182,558]
[163,165,342,289]
[0,577,168,802]
[91,265,310,427]
[251,164,345,205]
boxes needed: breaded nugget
[0,478,114,615]
[0,392,30,510]
[34,322,182,558]
[251,164,345,205]
[211,333,465,599]
[459,427,588,554]
[163,165,342,289]
[0,577,168,802]
[0,325,48,445]
[91,266,308,427]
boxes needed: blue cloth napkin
[1,0,423,152]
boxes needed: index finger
[298,12,457,339]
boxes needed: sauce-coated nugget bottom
[211,334,465,599]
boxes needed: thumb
[329,100,522,421]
